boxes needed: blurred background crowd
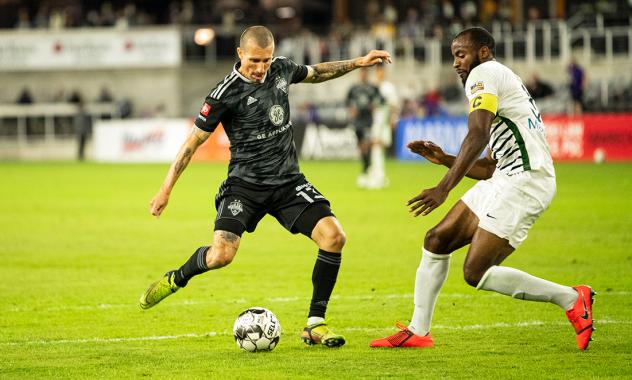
[0,0,630,160]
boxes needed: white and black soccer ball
[233,307,281,352]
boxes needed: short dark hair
[240,26,274,49]
[454,27,495,55]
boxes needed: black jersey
[194,57,308,186]
[346,83,383,128]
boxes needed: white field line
[5,291,631,313]
[1,319,628,346]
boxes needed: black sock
[362,152,371,173]
[309,249,342,319]
[173,246,210,287]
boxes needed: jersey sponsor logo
[470,81,484,94]
[200,102,211,117]
[275,76,288,93]
[247,96,258,106]
[269,105,285,126]
[228,199,243,216]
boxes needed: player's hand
[149,191,170,218]
[407,186,449,217]
[356,50,392,67]
[407,140,445,165]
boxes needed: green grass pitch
[1,160,631,378]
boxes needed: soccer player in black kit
[139,26,392,347]
[346,68,383,187]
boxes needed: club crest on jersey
[269,105,285,126]
[228,199,243,216]
[470,81,484,94]
[275,76,288,93]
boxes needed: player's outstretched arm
[302,50,392,83]
[150,126,210,218]
[407,109,494,216]
[408,140,496,180]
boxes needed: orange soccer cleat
[370,322,434,348]
[565,285,596,350]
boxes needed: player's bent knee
[424,227,447,253]
[329,229,346,251]
[319,228,346,252]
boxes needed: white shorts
[461,169,556,248]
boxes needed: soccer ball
[233,307,281,352]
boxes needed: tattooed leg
[205,230,241,269]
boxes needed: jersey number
[297,191,314,203]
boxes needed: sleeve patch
[200,102,211,117]
[469,93,498,114]
[470,81,485,94]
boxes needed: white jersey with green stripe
[464,60,554,177]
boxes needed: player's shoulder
[208,69,241,101]
[469,60,506,79]
[271,55,295,70]
[465,61,509,97]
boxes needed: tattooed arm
[302,49,392,84]
[149,126,211,217]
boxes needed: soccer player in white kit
[371,27,595,350]
[366,64,400,189]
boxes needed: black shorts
[355,125,372,143]
[214,175,334,237]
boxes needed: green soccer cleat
[301,322,346,347]
[139,270,180,310]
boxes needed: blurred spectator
[49,8,67,29]
[440,0,456,25]
[383,0,398,25]
[421,88,447,117]
[526,74,554,99]
[15,7,31,29]
[34,5,50,28]
[365,0,381,26]
[97,86,114,103]
[86,10,102,27]
[68,90,83,104]
[527,6,541,21]
[568,59,586,115]
[16,87,34,104]
[117,98,133,118]
[401,7,422,39]
[100,2,116,27]
[75,97,92,161]
[371,15,396,51]
[460,0,477,23]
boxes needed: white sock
[369,145,385,181]
[477,266,578,310]
[409,248,451,336]
[307,316,324,326]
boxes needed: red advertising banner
[543,114,632,161]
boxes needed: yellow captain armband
[469,93,498,114]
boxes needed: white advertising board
[0,27,181,71]
[94,119,189,162]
